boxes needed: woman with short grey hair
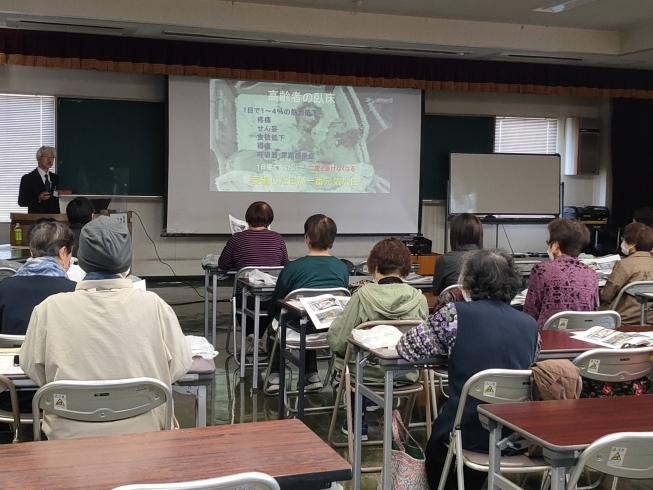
[0,219,76,336]
[397,249,540,490]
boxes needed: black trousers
[425,437,487,490]
[235,294,270,339]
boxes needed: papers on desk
[571,327,653,349]
[511,289,528,306]
[186,335,219,359]
[578,254,620,283]
[299,294,350,330]
[0,352,24,375]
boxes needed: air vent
[5,17,137,36]
[162,31,471,56]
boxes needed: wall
[1,64,613,271]
[421,90,612,254]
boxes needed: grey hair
[29,219,75,258]
[36,146,56,159]
[459,248,522,303]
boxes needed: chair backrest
[453,369,532,428]
[0,374,20,440]
[232,266,284,298]
[353,261,368,276]
[32,377,173,441]
[440,284,462,296]
[111,472,281,490]
[573,347,653,383]
[566,432,653,489]
[0,334,25,348]
[542,311,621,331]
[0,266,17,282]
[285,287,351,300]
[611,281,653,311]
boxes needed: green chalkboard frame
[56,97,166,196]
[420,115,495,200]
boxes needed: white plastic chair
[111,471,281,490]
[438,369,550,490]
[542,310,621,331]
[573,347,653,384]
[610,280,653,325]
[31,377,173,441]
[565,432,653,490]
[264,287,350,416]
[0,334,25,348]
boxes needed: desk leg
[297,321,306,419]
[487,420,502,490]
[353,346,364,490]
[212,273,218,348]
[240,287,247,380]
[278,321,287,420]
[204,270,209,340]
[197,385,207,427]
[381,369,394,490]
[253,294,261,390]
[550,467,567,490]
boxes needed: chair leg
[262,334,278,395]
[437,435,457,490]
[423,371,432,439]
[455,430,465,490]
[610,476,619,490]
[345,366,354,465]
[327,369,347,447]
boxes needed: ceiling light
[533,0,595,13]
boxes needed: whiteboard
[449,153,561,215]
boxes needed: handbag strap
[391,410,424,452]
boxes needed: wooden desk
[538,326,653,360]
[0,419,352,490]
[478,396,653,490]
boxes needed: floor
[151,279,652,490]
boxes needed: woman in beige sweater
[599,222,653,324]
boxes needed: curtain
[2,28,653,98]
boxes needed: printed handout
[298,294,351,330]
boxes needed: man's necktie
[44,173,51,193]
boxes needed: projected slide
[209,80,393,193]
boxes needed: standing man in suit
[18,146,60,214]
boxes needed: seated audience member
[66,197,94,257]
[0,219,76,414]
[218,202,288,343]
[20,216,191,440]
[327,237,428,437]
[266,214,349,394]
[0,219,75,335]
[523,218,598,329]
[432,213,483,295]
[599,222,653,324]
[397,249,539,490]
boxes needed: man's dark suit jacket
[18,168,61,214]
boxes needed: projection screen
[167,77,422,234]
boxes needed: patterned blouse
[397,302,541,361]
[523,255,599,329]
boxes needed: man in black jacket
[18,146,60,214]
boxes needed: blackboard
[420,115,495,200]
[57,98,166,196]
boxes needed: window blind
[494,117,558,155]
[0,94,55,222]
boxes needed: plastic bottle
[14,223,22,244]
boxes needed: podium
[9,211,132,246]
